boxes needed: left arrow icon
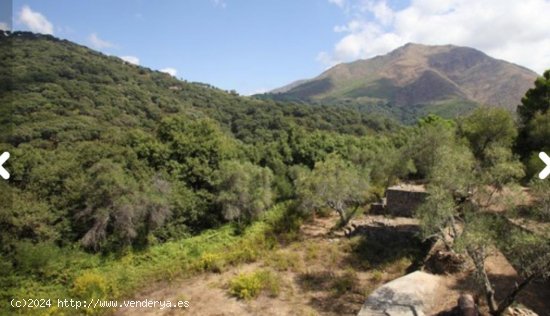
[0,152,10,180]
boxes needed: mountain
[266,43,538,118]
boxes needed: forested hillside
[0,31,405,254]
[0,31,549,315]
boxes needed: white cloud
[160,67,178,76]
[120,55,140,65]
[18,5,53,34]
[321,0,550,73]
[0,22,9,31]
[88,33,114,49]
[213,0,227,8]
[329,0,346,7]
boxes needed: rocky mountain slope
[268,43,538,112]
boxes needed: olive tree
[457,213,550,315]
[295,154,369,227]
[416,141,475,250]
[416,107,546,314]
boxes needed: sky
[3,0,550,95]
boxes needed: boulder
[358,271,442,316]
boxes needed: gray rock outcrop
[358,271,442,316]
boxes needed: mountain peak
[268,43,538,117]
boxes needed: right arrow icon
[539,152,550,180]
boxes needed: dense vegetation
[0,31,548,315]
[0,31,400,253]
[0,32,405,313]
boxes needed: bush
[193,253,225,273]
[72,271,114,300]
[14,241,61,277]
[531,179,550,221]
[228,270,281,300]
[227,245,259,265]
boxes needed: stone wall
[385,186,428,217]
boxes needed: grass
[1,202,293,315]
[265,249,304,272]
[330,269,359,296]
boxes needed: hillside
[1,30,549,316]
[0,30,402,255]
[0,31,399,146]
[266,43,538,120]
[0,32,411,314]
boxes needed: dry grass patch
[265,249,304,272]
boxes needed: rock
[358,271,442,316]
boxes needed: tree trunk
[467,247,499,314]
[335,207,348,227]
[438,228,453,251]
[458,294,478,316]
[494,274,536,315]
[449,215,459,240]
[327,200,349,227]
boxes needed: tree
[517,70,550,125]
[295,154,369,226]
[516,70,550,164]
[459,108,517,160]
[158,116,238,190]
[457,213,550,315]
[417,142,475,249]
[416,118,540,314]
[407,115,456,178]
[215,160,273,226]
[75,160,171,251]
[523,111,550,178]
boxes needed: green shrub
[14,241,61,277]
[72,271,114,300]
[193,253,225,273]
[228,270,281,300]
[227,245,259,265]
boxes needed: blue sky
[9,0,354,94]
[7,0,550,94]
